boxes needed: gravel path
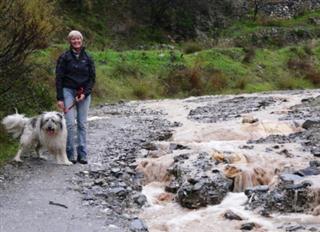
[0,102,172,232]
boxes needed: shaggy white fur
[2,112,72,165]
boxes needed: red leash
[64,87,84,113]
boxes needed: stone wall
[259,0,320,19]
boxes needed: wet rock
[111,167,121,173]
[310,160,320,167]
[309,226,319,232]
[176,173,232,209]
[188,96,276,123]
[278,149,293,158]
[165,180,181,193]
[244,185,269,198]
[132,193,147,207]
[142,143,157,151]
[172,121,182,127]
[240,222,256,230]
[110,187,127,195]
[224,210,243,221]
[284,180,313,190]
[169,143,189,151]
[265,147,273,152]
[242,116,258,124]
[294,167,320,177]
[285,224,305,232]
[157,130,173,141]
[273,145,280,149]
[129,218,148,232]
[173,153,190,162]
[246,174,315,213]
[311,148,320,158]
[94,178,107,186]
[239,145,254,150]
[248,134,297,144]
[302,120,320,130]
[279,174,302,183]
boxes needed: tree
[250,0,263,20]
[0,0,58,116]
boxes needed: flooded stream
[136,91,320,232]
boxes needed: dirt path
[0,103,172,232]
[0,160,108,232]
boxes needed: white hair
[67,30,83,41]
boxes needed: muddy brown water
[136,90,320,232]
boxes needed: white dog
[2,111,72,165]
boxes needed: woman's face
[70,36,82,50]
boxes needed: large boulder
[245,173,320,214]
[176,173,232,209]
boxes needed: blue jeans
[63,88,91,160]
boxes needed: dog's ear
[31,117,37,128]
[56,112,63,120]
[40,113,46,129]
[58,121,63,130]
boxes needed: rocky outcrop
[245,171,320,214]
[258,0,320,19]
[234,27,320,47]
[176,173,232,209]
[166,152,232,209]
[188,96,276,123]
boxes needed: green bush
[182,41,203,54]
[111,61,143,78]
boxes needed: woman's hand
[76,94,85,102]
[57,101,65,111]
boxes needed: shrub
[276,76,312,90]
[205,68,228,92]
[235,76,249,90]
[161,64,203,96]
[0,0,58,116]
[242,47,256,63]
[287,58,312,71]
[132,84,150,100]
[305,70,320,85]
[182,41,203,54]
[287,56,320,86]
[111,61,142,78]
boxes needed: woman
[55,30,95,164]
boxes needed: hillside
[57,0,320,49]
[2,0,320,164]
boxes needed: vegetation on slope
[2,1,320,163]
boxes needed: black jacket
[55,47,95,101]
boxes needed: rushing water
[137,91,320,232]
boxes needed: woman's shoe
[77,156,88,164]
[68,155,77,164]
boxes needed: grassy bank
[91,42,320,102]
[12,40,320,104]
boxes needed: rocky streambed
[1,90,320,232]
[137,90,320,232]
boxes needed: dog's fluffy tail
[2,114,29,138]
